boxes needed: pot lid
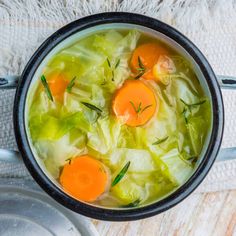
[0,178,98,236]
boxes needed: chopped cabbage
[35,133,87,178]
[87,117,121,154]
[29,112,91,141]
[111,177,146,204]
[158,148,193,185]
[109,148,155,173]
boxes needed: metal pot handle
[0,149,21,163]
[0,75,235,163]
[215,75,236,161]
[0,75,21,163]
[217,75,236,89]
[0,75,19,89]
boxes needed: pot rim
[13,12,224,221]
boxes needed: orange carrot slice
[130,43,168,80]
[112,80,157,126]
[48,73,69,98]
[60,155,109,202]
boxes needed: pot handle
[0,149,21,163]
[0,75,235,163]
[216,75,236,162]
[0,75,21,163]
[217,75,236,89]
[0,75,19,89]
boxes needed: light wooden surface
[92,190,236,236]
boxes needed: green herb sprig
[81,102,102,115]
[41,75,53,101]
[66,76,77,93]
[107,58,120,82]
[152,136,169,145]
[112,161,130,187]
[180,98,206,124]
[181,107,189,124]
[106,58,111,68]
[134,56,146,80]
[129,101,152,115]
[179,151,198,166]
[180,99,206,110]
[115,58,120,69]
[65,158,72,165]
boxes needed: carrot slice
[130,43,168,80]
[60,155,108,202]
[112,80,157,126]
[48,73,69,98]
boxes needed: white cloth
[0,0,236,192]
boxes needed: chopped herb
[133,56,146,80]
[180,99,189,107]
[112,161,130,187]
[137,103,142,113]
[81,102,102,114]
[107,58,120,81]
[179,152,197,166]
[121,199,141,208]
[66,158,72,165]
[180,98,206,123]
[182,107,189,124]
[111,70,114,81]
[130,101,141,113]
[130,101,137,111]
[41,75,53,101]
[138,56,145,70]
[187,156,198,164]
[115,58,120,69]
[107,58,111,68]
[191,100,206,106]
[180,99,206,107]
[66,76,76,93]
[134,71,145,80]
[129,101,152,115]
[101,78,106,85]
[137,67,145,71]
[141,104,153,114]
[179,154,193,166]
[152,136,169,145]
[180,98,206,110]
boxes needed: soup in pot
[27,29,211,208]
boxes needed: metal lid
[0,178,98,236]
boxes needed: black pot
[0,12,233,221]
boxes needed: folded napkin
[0,0,236,192]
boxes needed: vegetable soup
[27,29,211,208]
